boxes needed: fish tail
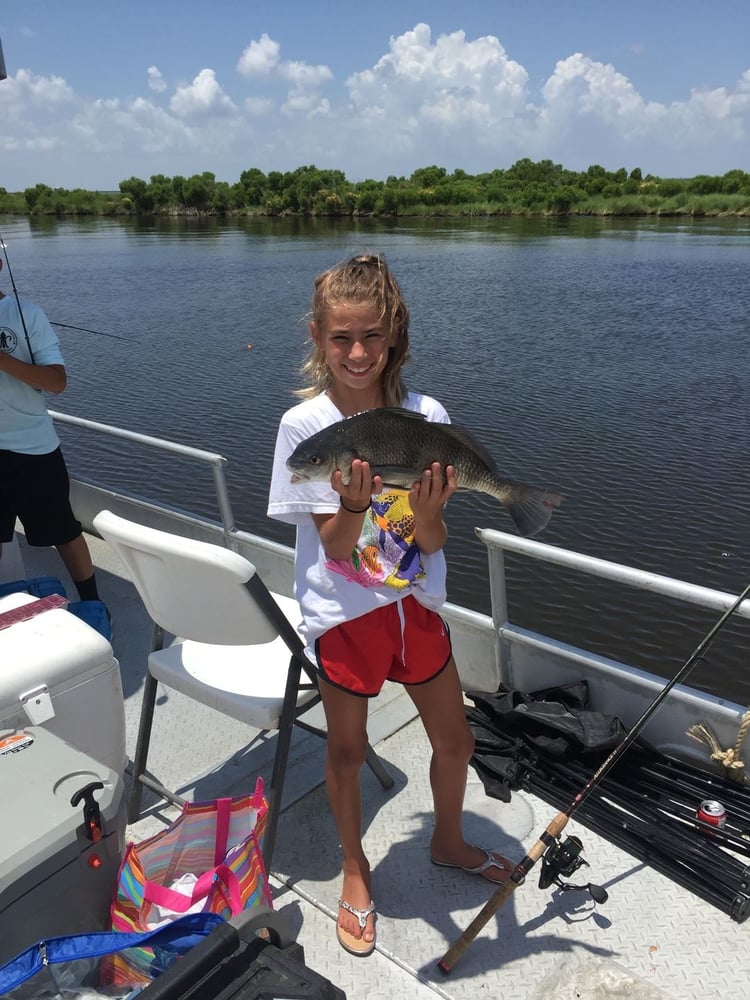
[502,486,563,537]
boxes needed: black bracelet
[339,497,371,514]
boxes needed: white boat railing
[50,409,237,541]
[477,526,750,624]
[476,527,750,757]
[47,410,749,728]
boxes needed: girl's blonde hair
[295,253,410,406]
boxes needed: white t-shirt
[267,391,451,654]
[0,295,63,454]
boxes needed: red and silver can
[696,799,726,831]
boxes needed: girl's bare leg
[318,678,376,943]
[406,657,510,880]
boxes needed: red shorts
[314,595,452,697]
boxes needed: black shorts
[0,447,82,546]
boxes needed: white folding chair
[93,509,393,870]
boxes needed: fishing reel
[538,835,608,904]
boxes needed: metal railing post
[485,540,509,686]
[50,410,239,543]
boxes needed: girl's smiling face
[311,301,394,399]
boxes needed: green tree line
[2,160,749,218]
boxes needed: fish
[287,407,563,537]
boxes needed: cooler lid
[0,593,114,715]
[0,727,124,894]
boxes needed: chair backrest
[93,509,287,646]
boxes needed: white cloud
[4,134,58,153]
[244,96,275,116]
[0,23,748,189]
[237,34,280,76]
[542,54,655,122]
[0,69,77,152]
[9,68,75,105]
[170,69,236,117]
[534,53,750,170]
[341,24,534,169]
[281,92,331,116]
[343,23,534,161]
[279,61,332,87]
[237,34,332,119]
[147,66,167,93]
[72,96,192,155]
[347,23,528,112]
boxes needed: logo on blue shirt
[0,327,17,353]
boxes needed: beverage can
[696,799,727,831]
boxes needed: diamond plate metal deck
[270,723,750,1000]
[13,531,750,1000]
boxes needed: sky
[1,1,749,192]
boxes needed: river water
[2,214,749,703]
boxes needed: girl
[268,253,510,957]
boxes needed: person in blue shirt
[0,259,103,605]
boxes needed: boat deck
[9,529,750,1000]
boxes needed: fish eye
[310,455,321,465]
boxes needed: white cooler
[0,726,127,965]
[0,592,126,775]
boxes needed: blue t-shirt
[0,294,63,454]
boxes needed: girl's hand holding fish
[409,462,457,513]
[410,462,457,555]
[332,458,383,513]
[315,459,383,560]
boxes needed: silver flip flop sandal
[336,898,377,957]
[431,847,512,882]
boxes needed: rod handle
[438,812,569,974]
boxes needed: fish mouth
[289,472,309,484]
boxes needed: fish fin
[380,407,429,421]
[369,409,499,473]
[439,423,498,470]
[504,487,563,537]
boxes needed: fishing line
[438,578,750,973]
[0,232,35,363]
[0,235,123,350]
[50,321,126,341]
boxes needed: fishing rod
[533,758,750,897]
[438,579,750,974]
[539,781,750,920]
[524,746,750,918]
[0,234,123,347]
[50,321,126,341]
[0,232,35,363]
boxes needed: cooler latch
[19,684,55,725]
[71,781,104,842]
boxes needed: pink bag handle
[213,797,232,865]
[141,789,264,917]
[143,863,243,914]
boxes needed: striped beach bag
[108,778,271,984]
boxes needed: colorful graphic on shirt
[327,489,424,590]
